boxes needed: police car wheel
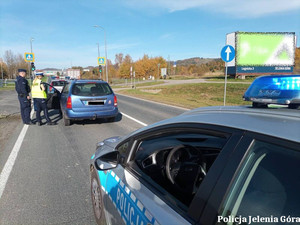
[90,168,105,224]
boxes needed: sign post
[221,45,235,106]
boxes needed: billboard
[236,32,295,66]
[226,32,296,75]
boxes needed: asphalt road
[0,94,187,225]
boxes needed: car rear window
[71,83,113,96]
[52,81,67,86]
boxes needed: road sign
[24,53,35,62]
[221,45,235,62]
[98,57,106,65]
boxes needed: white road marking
[0,124,29,198]
[0,108,34,199]
[121,112,148,127]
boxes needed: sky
[1,0,300,69]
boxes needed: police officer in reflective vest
[31,73,55,126]
[15,69,33,125]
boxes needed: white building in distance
[67,69,80,79]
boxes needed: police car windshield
[72,83,112,96]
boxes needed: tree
[115,53,124,68]
[4,50,17,79]
[0,58,8,79]
[134,55,167,79]
[118,54,132,79]
[4,51,29,79]
[295,47,300,73]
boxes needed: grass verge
[111,81,165,89]
[117,83,251,109]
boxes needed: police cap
[18,69,27,73]
[36,72,44,77]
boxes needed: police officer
[15,69,34,125]
[31,72,56,126]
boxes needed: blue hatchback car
[60,79,118,126]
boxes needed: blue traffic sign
[221,45,235,62]
[98,57,106,65]
[24,53,35,62]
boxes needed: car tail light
[67,96,72,109]
[114,96,117,107]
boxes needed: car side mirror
[94,151,120,171]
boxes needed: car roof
[129,106,300,143]
[51,79,67,82]
[72,79,108,84]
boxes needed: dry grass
[117,83,251,109]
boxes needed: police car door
[102,125,237,225]
[102,138,192,225]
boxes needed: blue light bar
[243,75,300,107]
[271,77,300,90]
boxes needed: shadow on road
[70,112,123,126]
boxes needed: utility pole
[93,25,109,83]
[30,37,34,80]
[97,43,100,58]
[97,43,101,79]
[0,59,3,88]
[168,55,170,76]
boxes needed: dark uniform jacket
[15,76,31,97]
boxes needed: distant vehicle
[90,105,300,225]
[243,74,300,109]
[49,79,68,93]
[60,79,118,126]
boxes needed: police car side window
[218,140,300,225]
[117,141,129,155]
[131,130,228,209]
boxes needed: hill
[173,57,219,66]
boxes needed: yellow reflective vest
[31,79,47,99]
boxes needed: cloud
[122,0,300,18]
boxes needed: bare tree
[115,53,124,68]
[4,50,16,79]
[3,51,28,79]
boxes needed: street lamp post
[0,58,3,88]
[30,37,34,80]
[97,43,100,58]
[30,37,34,53]
[93,25,108,83]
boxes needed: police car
[90,78,300,225]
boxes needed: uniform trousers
[34,98,51,123]
[18,96,31,124]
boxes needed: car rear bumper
[65,107,119,120]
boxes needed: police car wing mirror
[94,151,120,171]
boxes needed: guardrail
[0,79,16,87]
